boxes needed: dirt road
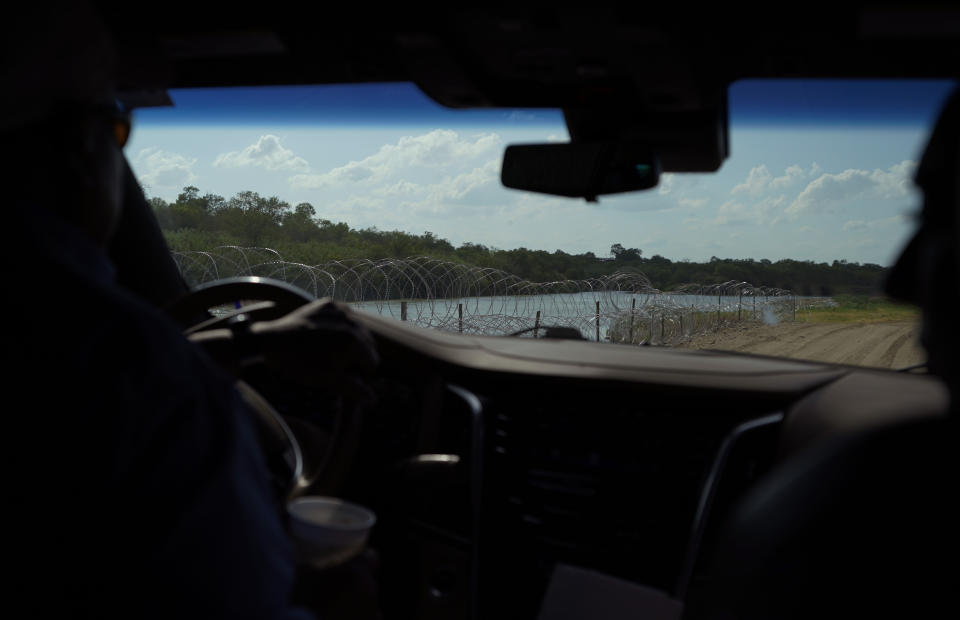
[677,321,925,369]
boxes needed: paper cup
[287,496,376,569]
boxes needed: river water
[349,292,804,341]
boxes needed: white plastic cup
[287,496,377,569]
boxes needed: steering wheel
[166,276,318,330]
[166,276,365,501]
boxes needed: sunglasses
[78,102,132,148]
[113,111,131,148]
[109,103,132,148]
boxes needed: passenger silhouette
[687,87,960,620]
[887,88,960,399]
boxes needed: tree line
[150,186,890,296]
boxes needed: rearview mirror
[501,141,661,201]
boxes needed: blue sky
[126,79,957,266]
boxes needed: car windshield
[127,79,957,369]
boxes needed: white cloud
[289,129,501,189]
[427,160,500,202]
[372,180,422,197]
[317,195,390,229]
[784,160,917,218]
[133,147,198,190]
[714,200,750,225]
[731,165,772,196]
[842,214,910,232]
[504,111,538,121]
[325,159,504,224]
[713,194,785,226]
[755,194,787,224]
[843,220,868,231]
[678,198,707,209]
[658,173,675,195]
[732,163,816,196]
[881,213,912,226]
[213,135,310,172]
[769,164,806,190]
[396,159,503,215]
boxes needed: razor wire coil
[173,246,815,345]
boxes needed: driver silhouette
[2,4,377,618]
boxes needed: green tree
[611,243,641,261]
[281,202,319,243]
[150,187,893,295]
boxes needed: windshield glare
[127,79,956,369]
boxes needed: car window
[127,79,956,369]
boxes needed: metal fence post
[596,300,600,341]
[717,293,721,330]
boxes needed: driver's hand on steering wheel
[190,299,379,399]
[251,298,379,383]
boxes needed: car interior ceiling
[90,5,958,619]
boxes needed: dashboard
[264,311,948,620]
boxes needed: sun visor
[116,89,174,110]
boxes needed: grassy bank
[797,295,919,323]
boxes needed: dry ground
[676,320,924,369]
